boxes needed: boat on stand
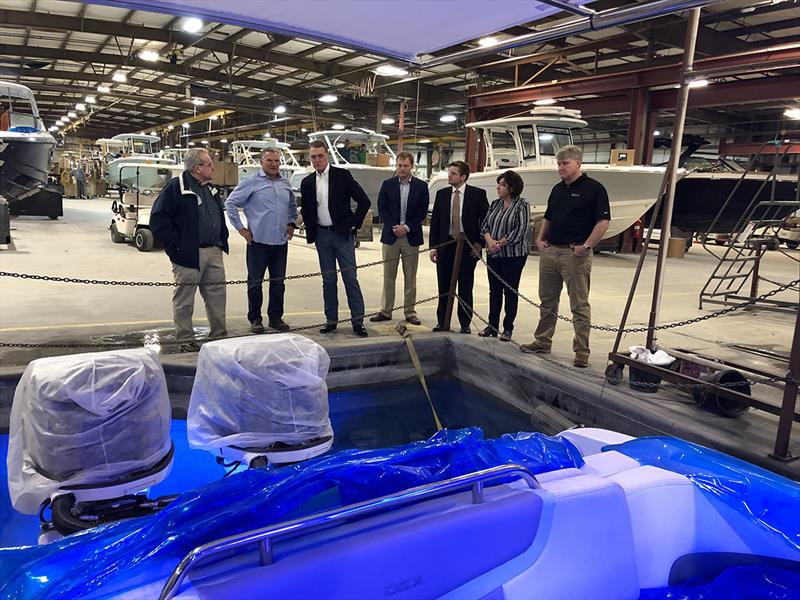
[230,138,304,183]
[96,133,173,189]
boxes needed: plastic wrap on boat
[6,348,171,514]
[0,427,582,599]
[639,564,800,599]
[187,335,333,450]
[604,437,800,554]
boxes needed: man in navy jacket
[151,148,229,351]
[370,151,429,325]
[300,140,371,337]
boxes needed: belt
[317,224,336,230]
[199,244,218,248]
[549,243,573,248]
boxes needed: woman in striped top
[479,170,531,341]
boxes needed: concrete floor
[1,197,798,475]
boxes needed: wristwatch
[583,244,592,250]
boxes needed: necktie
[451,189,462,239]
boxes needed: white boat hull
[107,157,175,188]
[429,165,665,239]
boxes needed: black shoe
[320,323,337,334]
[459,326,471,334]
[179,340,202,353]
[432,324,446,332]
[369,313,391,322]
[477,326,497,338]
[500,329,512,342]
[250,319,265,334]
[405,315,421,326]
[353,325,368,337]
[269,320,290,332]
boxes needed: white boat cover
[187,335,332,451]
[7,348,171,514]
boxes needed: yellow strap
[404,336,443,431]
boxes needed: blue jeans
[246,241,288,324]
[315,228,365,326]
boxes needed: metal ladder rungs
[710,273,751,280]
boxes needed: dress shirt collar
[316,164,330,178]
[452,183,466,195]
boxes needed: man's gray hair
[260,146,280,159]
[184,148,211,172]
[555,145,583,162]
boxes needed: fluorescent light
[182,18,203,33]
[478,37,498,47]
[783,108,800,120]
[164,145,171,149]
[274,104,287,114]
[138,49,159,62]
[332,124,345,130]
[68,112,77,118]
[375,65,408,77]
[300,127,308,133]
[319,94,337,103]
[534,98,557,106]
[112,71,127,83]
[188,141,195,146]
[192,98,205,106]
[167,125,174,131]
[439,114,457,123]
[62,115,70,121]
[381,117,395,125]
[182,122,190,128]
[418,138,432,144]
[219,139,228,143]
[175,143,181,147]
[85,95,96,103]
[336,143,345,148]
[653,130,662,136]
[201,140,209,144]
[97,85,111,93]
[688,78,708,89]
[75,103,86,111]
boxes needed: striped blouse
[481,196,531,258]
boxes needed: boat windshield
[129,139,156,154]
[537,127,572,156]
[487,129,522,167]
[518,125,537,160]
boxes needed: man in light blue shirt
[225,147,297,333]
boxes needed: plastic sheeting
[629,346,676,366]
[640,564,800,600]
[6,348,172,514]
[0,427,582,599]
[604,437,800,554]
[188,335,333,451]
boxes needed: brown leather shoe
[520,341,550,354]
[405,315,421,326]
[268,320,290,332]
[574,352,590,368]
[250,320,265,334]
[369,313,391,322]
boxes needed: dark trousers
[435,239,478,329]
[246,241,288,324]
[487,254,527,332]
[315,228,365,326]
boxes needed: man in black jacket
[300,140,370,337]
[150,148,229,351]
[429,161,489,333]
[371,151,429,325]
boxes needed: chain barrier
[758,275,800,292]
[477,252,799,334]
[0,295,446,350]
[456,295,788,392]
[0,239,457,288]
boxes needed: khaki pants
[533,246,592,354]
[380,236,419,317]
[171,246,227,342]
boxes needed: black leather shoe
[432,324,446,332]
[477,326,497,338]
[269,320,290,332]
[353,325,368,337]
[369,313,391,322]
[179,340,202,353]
[405,315,421,326]
[500,329,512,342]
[459,326,471,334]
[320,323,337,334]
[250,319,265,334]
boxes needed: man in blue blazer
[370,151,430,325]
[300,140,371,337]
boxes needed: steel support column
[627,87,649,165]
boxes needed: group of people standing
[149,142,609,368]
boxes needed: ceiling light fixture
[332,123,346,130]
[274,104,287,114]
[209,115,219,121]
[112,71,127,83]
[654,130,662,136]
[85,95,96,104]
[138,49,159,62]
[192,98,205,106]
[439,114,457,123]
[375,65,408,77]
[687,78,709,89]
[62,115,70,121]
[533,98,557,106]
[182,123,190,128]
[188,141,195,146]
[220,139,228,144]
[97,85,111,93]
[75,103,86,111]
[319,94,337,103]
[381,117,395,125]
[201,140,209,144]
[182,18,203,33]
[478,37,498,47]
[300,128,308,133]
[68,112,77,118]
[418,138,432,144]
[783,108,800,120]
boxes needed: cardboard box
[611,149,636,166]
[365,153,391,167]
[211,160,238,187]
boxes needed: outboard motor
[6,348,175,540]
[188,335,333,469]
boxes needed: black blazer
[300,165,370,244]
[429,184,489,249]
[377,176,430,247]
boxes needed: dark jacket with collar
[429,184,489,249]
[150,172,230,269]
[300,165,370,244]
[377,175,429,247]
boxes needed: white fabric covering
[7,348,171,514]
[187,335,333,451]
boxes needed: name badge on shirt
[571,193,581,198]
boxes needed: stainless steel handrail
[159,464,540,600]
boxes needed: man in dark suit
[370,151,430,326]
[429,161,489,333]
[300,140,371,337]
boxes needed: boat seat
[582,450,641,477]
[559,427,635,456]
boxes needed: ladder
[698,142,800,312]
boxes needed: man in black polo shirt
[521,145,610,367]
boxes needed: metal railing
[159,464,540,600]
